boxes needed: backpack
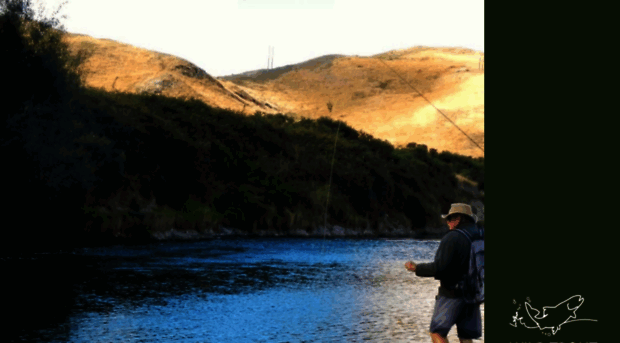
[455,227,484,305]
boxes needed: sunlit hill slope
[64,33,484,157]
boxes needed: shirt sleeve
[415,231,461,278]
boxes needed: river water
[5,238,484,342]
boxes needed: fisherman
[405,203,482,343]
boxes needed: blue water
[5,238,483,342]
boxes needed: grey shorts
[430,295,482,339]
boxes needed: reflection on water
[4,238,483,342]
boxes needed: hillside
[222,47,485,158]
[4,5,484,249]
[64,33,484,157]
[63,33,279,115]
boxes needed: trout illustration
[524,295,584,335]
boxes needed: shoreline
[4,220,489,253]
[147,224,450,241]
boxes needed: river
[4,238,484,342]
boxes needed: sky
[36,0,484,77]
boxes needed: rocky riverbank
[148,223,452,241]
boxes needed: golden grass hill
[64,33,484,158]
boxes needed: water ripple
[6,238,483,342]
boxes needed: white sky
[38,0,484,77]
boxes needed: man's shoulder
[454,225,481,239]
[443,228,481,249]
[442,230,470,244]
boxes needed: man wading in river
[405,203,482,343]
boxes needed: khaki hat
[441,203,477,222]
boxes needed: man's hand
[404,261,416,272]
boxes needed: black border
[486,10,609,341]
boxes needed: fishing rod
[376,58,484,154]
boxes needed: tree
[1,0,86,113]
[1,0,68,28]
[1,0,92,248]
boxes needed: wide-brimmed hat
[441,203,477,222]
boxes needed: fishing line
[321,117,341,256]
[316,113,409,295]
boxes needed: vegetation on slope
[1,1,483,249]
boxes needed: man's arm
[414,232,460,278]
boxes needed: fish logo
[510,295,597,335]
